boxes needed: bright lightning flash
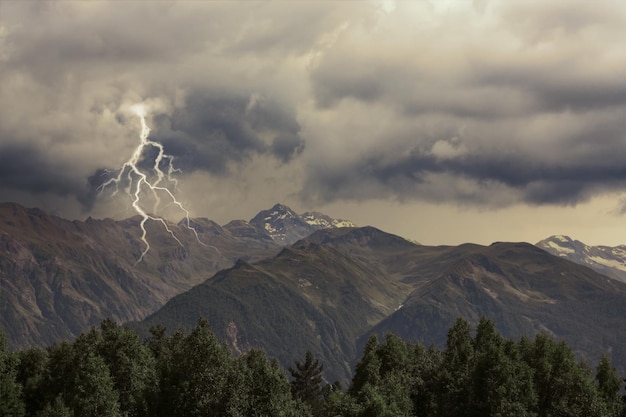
[99,103,203,264]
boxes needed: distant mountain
[0,202,351,348]
[249,203,356,245]
[536,235,626,283]
[135,228,626,383]
[301,211,356,229]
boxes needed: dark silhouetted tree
[289,350,324,414]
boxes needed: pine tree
[289,350,325,414]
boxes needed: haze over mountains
[2,202,626,384]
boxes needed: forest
[1,316,625,417]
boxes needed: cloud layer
[2,0,626,225]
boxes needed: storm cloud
[151,91,304,175]
[2,0,626,243]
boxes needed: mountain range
[134,227,626,383]
[0,202,350,348]
[2,202,626,384]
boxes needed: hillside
[0,202,355,348]
[135,229,626,383]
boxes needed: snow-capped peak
[249,204,356,245]
[301,211,356,229]
[536,235,626,283]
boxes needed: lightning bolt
[99,103,208,265]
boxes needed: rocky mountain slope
[0,202,351,348]
[537,235,626,283]
[249,203,356,245]
[135,228,626,383]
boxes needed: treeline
[1,317,625,417]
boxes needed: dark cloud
[2,0,626,232]
[0,143,96,210]
[301,139,626,207]
[150,91,304,175]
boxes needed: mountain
[249,203,356,245]
[133,227,416,383]
[536,235,626,283]
[134,228,626,383]
[0,202,351,348]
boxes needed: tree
[98,319,157,417]
[42,341,76,409]
[596,354,624,417]
[289,350,325,414]
[409,343,442,417]
[71,353,121,417]
[350,335,381,396]
[348,334,414,417]
[234,349,311,417]
[163,318,233,417]
[16,347,49,416]
[524,334,603,417]
[469,317,536,417]
[0,328,25,417]
[437,317,475,417]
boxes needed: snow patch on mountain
[545,240,575,255]
[587,256,626,272]
[536,235,626,283]
[249,204,357,245]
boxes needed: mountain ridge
[0,202,354,348]
[536,235,626,283]
[134,228,626,383]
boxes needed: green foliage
[289,350,325,414]
[71,353,121,417]
[97,319,157,417]
[438,317,475,417]
[16,347,48,416]
[0,329,25,417]
[233,349,311,417]
[596,355,625,417]
[7,316,626,417]
[159,318,233,417]
[36,397,72,417]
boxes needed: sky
[2,0,626,246]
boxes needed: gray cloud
[0,143,96,209]
[150,90,304,175]
[2,0,626,226]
